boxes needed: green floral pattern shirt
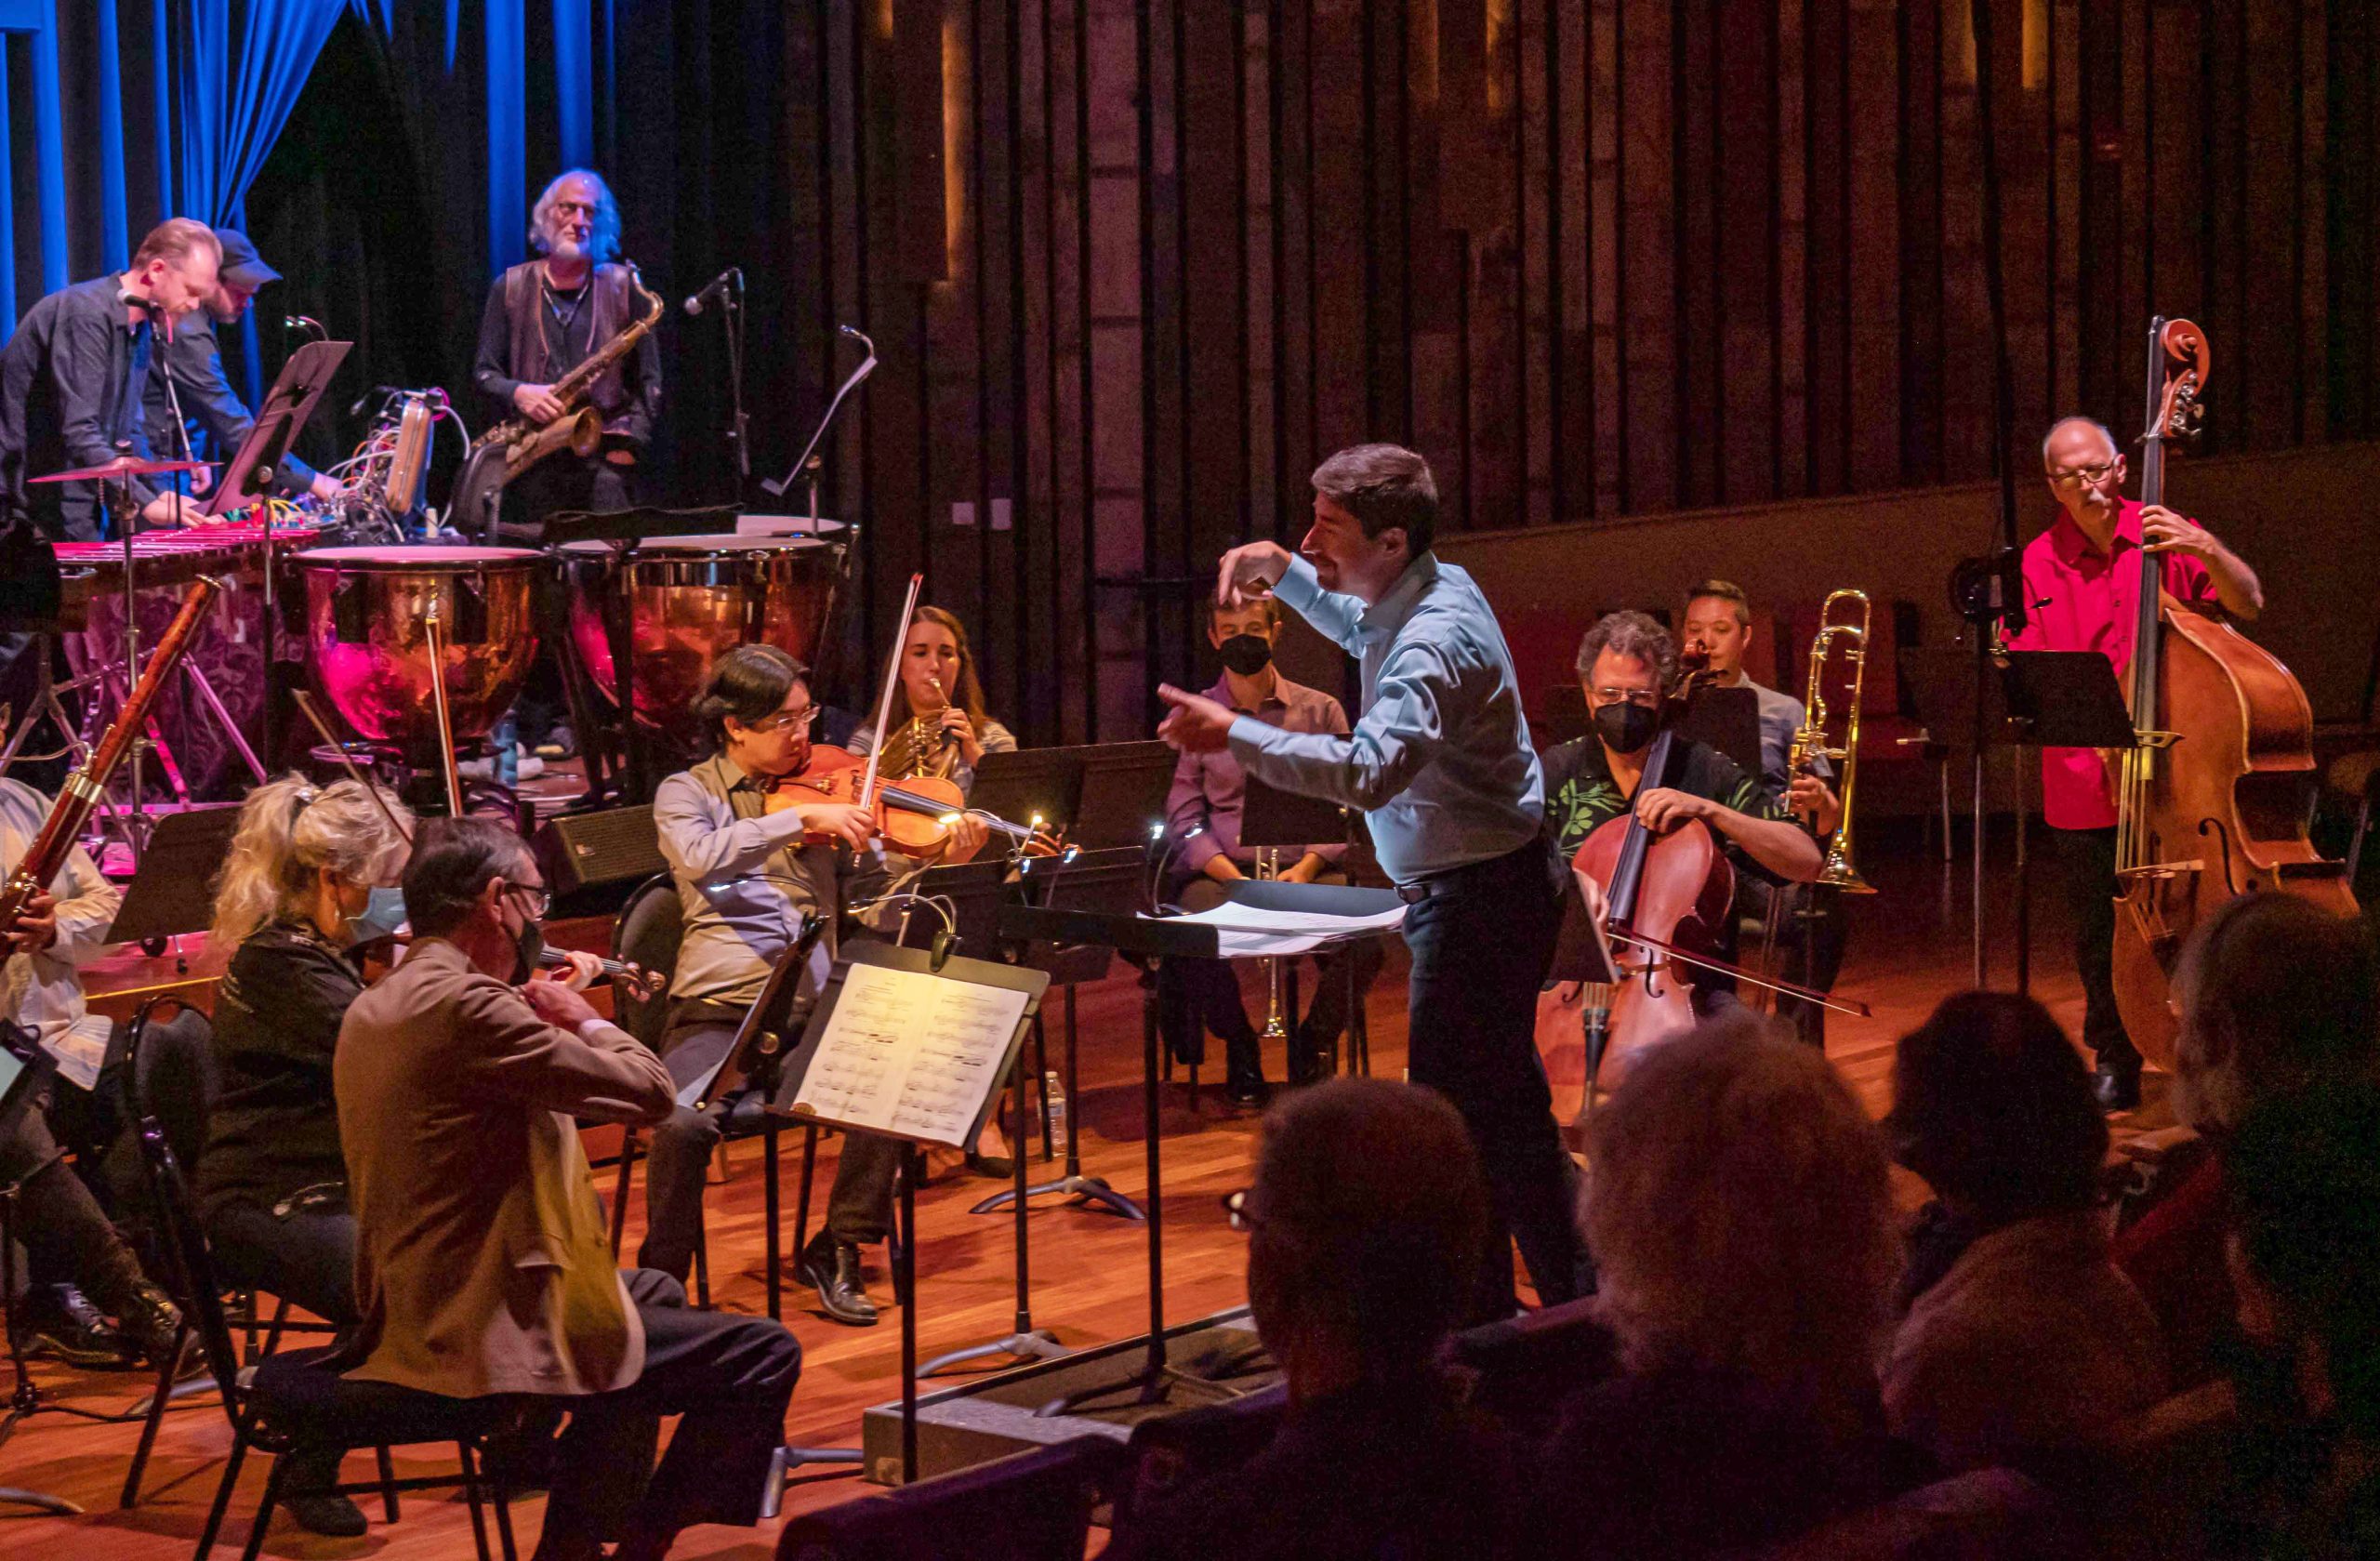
[1540,733,1802,886]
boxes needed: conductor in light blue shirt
[1157,443,1586,1316]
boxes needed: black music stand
[966,749,1085,842]
[1997,649,2141,995]
[994,899,1230,1414]
[539,505,742,806]
[1,1024,80,1515]
[105,806,239,953]
[973,847,1149,1222]
[1238,777,1378,1076]
[1674,683,1763,778]
[1074,741,1179,849]
[769,941,1048,1485]
[200,339,350,770]
[685,916,826,1322]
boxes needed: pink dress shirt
[2008,500,2217,830]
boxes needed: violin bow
[858,572,927,819]
[1605,925,1872,1020]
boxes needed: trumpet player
[469,168,660,544]
[1155,593,1383,1106]
[1679,582,1850,1048]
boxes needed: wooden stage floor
[0,827,2186,1559]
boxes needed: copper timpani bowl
[295,545,542,752]
[557,534,844,746]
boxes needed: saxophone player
[469,169,661,545]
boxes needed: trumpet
[1254,846,1290,1050]
[1788,589,1876,894]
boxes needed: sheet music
[1141,898,1408,959]
[790,962,1031,1147]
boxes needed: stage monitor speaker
[536,804,668,914]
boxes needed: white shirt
[0,777,123,1087]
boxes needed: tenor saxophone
[448,262,666,534]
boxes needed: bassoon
[0,576,221,941]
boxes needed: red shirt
[2008,500,2217,829]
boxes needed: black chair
[1106,1380,1288,1535]
[115,996,354,1512]
[774,1435,1123,1561]
[1447,1295,1619,1443]
[132,1116,520,1561]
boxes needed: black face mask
[1593,699,1660,755]
[1217,633,1274,677]
[508,908,546,986]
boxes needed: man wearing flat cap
[143,227,340,508]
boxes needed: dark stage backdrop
[221,1,2380,745]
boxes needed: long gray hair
[529,169,623,262]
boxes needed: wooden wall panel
[761,0,2379,743]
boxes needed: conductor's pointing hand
[1157,684,1236,754]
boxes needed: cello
[2109,319,2359,1068]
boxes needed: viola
[2108,319,2358,1068]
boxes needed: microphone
[682,267,743,316]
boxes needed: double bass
[2108,319,2359,1067]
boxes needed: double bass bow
[2108,318,2358,1068]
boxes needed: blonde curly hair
[1583,1012,1897,1403]
[208,773,414,948]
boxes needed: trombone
[1788,589,1876,895]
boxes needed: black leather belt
[1395,840,1552,904]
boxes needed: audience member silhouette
[1104,1077,1536,1561]
[1884,991,2165,1471]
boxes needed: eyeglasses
[549,199,597,218]
[745,706,821,736]
[2047,461,2117,486]
[500,880,552,919]
[1588,688,1660,708]
[1220,1188,1263,1233]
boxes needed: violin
[357,932,668,1004]
[2107,319,2358,1068]
[760,744,1062,860]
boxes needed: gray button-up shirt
[652,753,894,1009]
[1226,551,1544,885]
[0,274,159,541]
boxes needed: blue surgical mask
[346,885,410,945]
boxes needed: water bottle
[1044,1071,1067,1146]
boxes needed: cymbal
[31,455,216,484]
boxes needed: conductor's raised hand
[1215,541,1294,610]
[1157,684,1236,754]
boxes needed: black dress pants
[2052,824,2138,1069]
[0,1105,148,1309]
[205,1200,360,1327]
[1398,837,1586,1319]
[641,1013,900,1283]
[536,1268,802,1558]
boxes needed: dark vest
[500,261,638,433]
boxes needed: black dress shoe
[15,1283,135,1369]
[2093,1061,2143,1113]
[284,1444,368,1538]
[799,1233,879,1327]
[1225,1073,1273,1110]
[106,1278,197,1375]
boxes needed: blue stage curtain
[168,0,358,401]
